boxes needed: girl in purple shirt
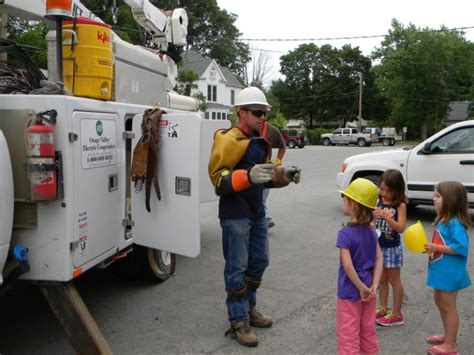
[337,178,383,355]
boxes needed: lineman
[208,87,301,347]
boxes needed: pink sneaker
[376,310,404,326]
[375,306,388,319]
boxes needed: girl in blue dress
[424,181,471,355]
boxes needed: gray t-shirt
[264,124,285,149]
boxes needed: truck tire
[288,140,296,149]
[361,174,380,185]
[390,139,396,146]
[357,138,366,147]
[382,138,391,146]
[112,245,176,283]
[322,138,331,146]
[145,247,176,281]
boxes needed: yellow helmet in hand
[404,220,428,253]
[339,178,378,209]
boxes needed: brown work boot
[225,320,258,347]
[249,308,273,328]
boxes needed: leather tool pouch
[131,139,149,189]
[130,108,165,212]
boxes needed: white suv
[336,120,474,208]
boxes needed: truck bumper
[336,172,350,190]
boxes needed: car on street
[281,128,307,149]
[337,120,474,208]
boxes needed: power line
[240,26,474,42]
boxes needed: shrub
[306,128,333,145]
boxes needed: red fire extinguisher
[25,116,57,201]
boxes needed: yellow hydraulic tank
[62,17,113,100]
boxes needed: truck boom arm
[125,0,187,47]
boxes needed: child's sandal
[427,345,459,355]
[426,335,445,345]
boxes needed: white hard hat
[232,87,271,112]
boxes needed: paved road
[1,145,473,354]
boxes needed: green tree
[270,43,385,128]
[176,69,199,96]
[268,111,287,130]
[80,0,144,43]
[373,19,474,139]
[175,69,207,111]
[6,18,48,68]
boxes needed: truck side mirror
[421,142,432,154]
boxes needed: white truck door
[407,125,474,203]
[332,129,343,144]
[200,119,230,203]
[0,131,14,283]
[131,111,202,258]
[72,112,124,267]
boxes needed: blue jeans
[262,188,272,221]
[220,217,269,324]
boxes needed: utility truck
[0,0,228,352]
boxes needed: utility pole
[358,72,363,132]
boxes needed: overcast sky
[216,0,474,85]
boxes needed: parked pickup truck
[321,128,372,147]
[336,120,474,208]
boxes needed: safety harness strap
[226,285,247,300]
[246,276,262,289]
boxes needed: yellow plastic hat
[403,220,428,253]
[339,178,378,209]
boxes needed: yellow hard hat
[339,178,378,209]
[403,220,428,253]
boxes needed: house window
[231,90,235,105]
[222,113,226,120]
[207,85,217,102]
[217,112,221,120]
[212,112,216,120]
[205,112,209,120]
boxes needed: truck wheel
[112,245,176,283]
[382,138,391,146]
[357,138,366,147]
[288,140,296,149]
[145,248,176,281]
[322,138,330,146]
[390,139,396,146]
[361,174,380,185]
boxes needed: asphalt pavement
[0,144,473,354]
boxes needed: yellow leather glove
[273,157,282,166]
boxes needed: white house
[447,101,472,124]
[179,50,243,120]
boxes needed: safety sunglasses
[243,108,267,118]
